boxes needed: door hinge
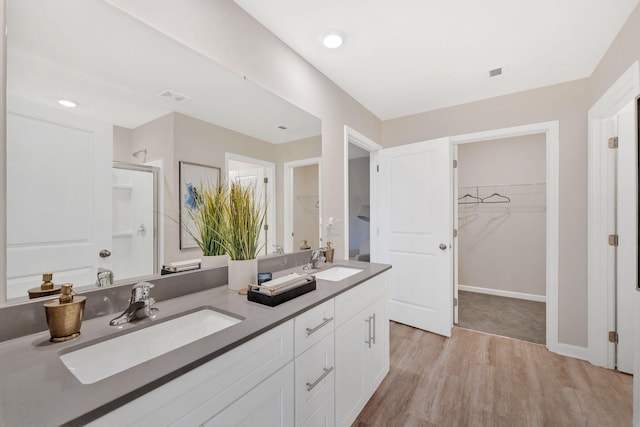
[264,177,269,184]
[453,297,458,307]
[608,234,619,246]
[264,224,269,231]
[376,164,380,172]
[608,137,619,149]
[453,159,458,168]
[453,229,458,238]
[609,331,619,343]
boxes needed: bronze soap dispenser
[44,284,86,342]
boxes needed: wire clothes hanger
[481,193,511,204]
[457,194,482,204]
[457,192,511,204]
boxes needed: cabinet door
[203,362,294,427]
[335,312,366,426]
[364,296,389,396]
[301,393,335,427]
[295,333,335,426]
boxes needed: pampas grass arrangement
[221,180,266,260]
[185,183,228,256]
[186,180,265,261]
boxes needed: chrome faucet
[272,244,285,255]
[304,249,326,270]
[96,268,113,287]
[109,282,157,326]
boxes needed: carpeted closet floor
[457,291,546,344]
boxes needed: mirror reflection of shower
[111,162,159,281]
[348,143,371,261]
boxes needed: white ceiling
[234,0,640,120]
[7,0,320,144]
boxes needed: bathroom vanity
[0,261,390,426]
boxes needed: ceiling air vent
[158,89,190,103]
[489,67,502,77]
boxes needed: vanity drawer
[294,299,335,356]
[295,332,335,426]
[335,272,387,327]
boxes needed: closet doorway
[455,134,547,344]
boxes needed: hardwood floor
[353,322,632,427]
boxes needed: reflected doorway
[348,144,371,261]
[283,157,321,253]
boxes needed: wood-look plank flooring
[354,322,632,427]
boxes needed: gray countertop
[0,260,391,427]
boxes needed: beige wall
[458,135,546,297]
[113,126,133,162]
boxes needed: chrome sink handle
[131,282,154,303]
[109,282,157,326]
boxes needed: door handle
[99,249,112,258]
[439,243,447,250]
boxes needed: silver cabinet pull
[371,313,376,345]
[99,249,112,258]
[306,317,333,336]
[306,366,334,392]
[439,243,447,250]
[364,316,373,348]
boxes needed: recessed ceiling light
[322,31,345,49]
[58,99,77,108]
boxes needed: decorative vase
[201,254,229,270]
[227,258,258,291]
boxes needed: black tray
[247,279,316,307]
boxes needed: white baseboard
[554,343,589,361]
[458,284,546,303]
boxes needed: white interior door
[615,105,637,374]
[376,137,453,337]
[6,98,112,298]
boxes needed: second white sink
[313,266,363,281]
[60,308,242,384]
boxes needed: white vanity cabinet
[88,320,295,427]
[294,299,336,427]
[334,272,389,427]
[85,270,389,427]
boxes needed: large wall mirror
[4,0,322,304]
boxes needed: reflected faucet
[303,249,326,271]
[272,245,285,255]
[109,282,157,326]
[96,268,113,287]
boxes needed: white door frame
[451,121,560,355]
[587,60,639,368]
[344,126,383,260]
[283,157,322,253]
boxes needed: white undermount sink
[60,308,242,384]
[313,266,363,281]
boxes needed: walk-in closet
[456,134,547,344]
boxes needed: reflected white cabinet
[335,273,389,427]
